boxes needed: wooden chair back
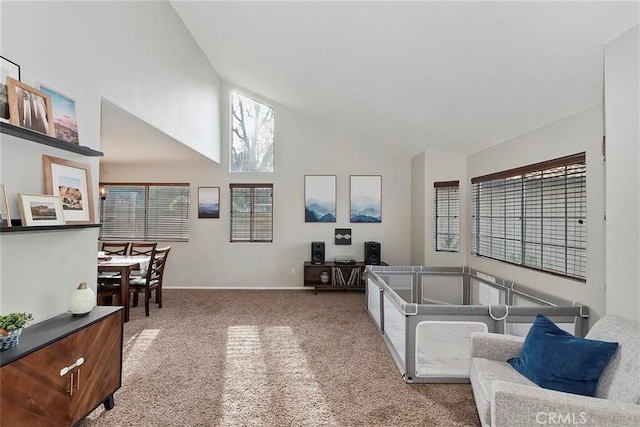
[101,242,130,256]
[129,242,157,256]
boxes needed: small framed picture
[0,184,11,227]
[198,187,220,218]
[6,77,55,137]
[1,56,21,123]
[43,155,95,224]
[38,84,79,144]
[17,193,66,226]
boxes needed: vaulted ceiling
[171,1,638,157]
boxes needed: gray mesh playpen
[365,266,589,383]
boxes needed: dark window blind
[471,153,586,281]
[230,183,273,242]
[99,184,190,242]
[434,181,460,252]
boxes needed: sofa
[469,315,640,427]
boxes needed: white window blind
[230,183,273,242]
[99,184,190,242]
[471,153,586,281]
[434,181,460,252]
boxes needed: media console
[303,261,387,294]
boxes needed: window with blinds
[230,183,273,242]
[434,181,460,252]
[471,153,586,281]
[99,184,190,242]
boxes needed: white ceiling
[100,99,213,164]
[171,0,639,157]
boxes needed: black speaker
[364,241,381,265]
[311,241,325,265]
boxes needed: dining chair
[129,246,171,316]
[97,283,121,306]
[98,242,131,284]
[128,242,157,277]
[100,241,130,255]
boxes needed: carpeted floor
[82,289,480,427]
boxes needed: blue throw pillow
[508,314,618,397]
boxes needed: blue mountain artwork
[199,202,219,218]
[305,200,336,222]
[350,196,380,223]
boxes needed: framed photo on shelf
[350,175,382,223]
[304,175,336,222]
[0,184,11,227]
[43,155,95,224]
[6,77,55,137]
[17,193,66,226]
[38,84,79,144]
[198,187,220,218]
[1,55,21,123]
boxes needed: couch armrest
[491,380,640,427]
[470,332,525,361]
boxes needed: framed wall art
[350,175,381,223]
[335,228,352,245]
[6,77,55,137]
[17,193,65,226]
[198,187,220,218]
[0,184,11,227]
[43,155,95,224]
[38,84,79,144]
[1,55,20,123]
[304,175,336,222]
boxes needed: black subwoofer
[311,241,325,265]
[364,241,381,265]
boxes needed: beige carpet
[82,290,480,427]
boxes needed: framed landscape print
[1,56,20,123]
[350,175,381,223]
[38,84,79,144]
[43,155,95,224]
[17,193,65,226]
[305,175,336,222]
[6,77,55,137]
[198,187,220,218]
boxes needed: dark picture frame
[1,55,21,123]
[198,187,220,218]
[335,228,352,245]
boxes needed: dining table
[98,255,151,322]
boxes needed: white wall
[0,1,221,321]
[604,25,640,323]
[100,83,412,288]
[424,149,468,267]
[411,153,425,265]
[466,105,605,322]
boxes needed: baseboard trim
[163,286,312,290]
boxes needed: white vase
[69,282,96,316]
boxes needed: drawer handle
[59,357,85,376]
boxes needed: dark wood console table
[0,306,123,426]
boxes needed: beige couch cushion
[470,357,536,426]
